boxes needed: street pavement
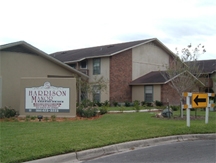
[83,139,216,163]
[25,133,216,163]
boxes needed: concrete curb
[25,133,216,163]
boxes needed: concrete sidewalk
[108,109,160,113]
[25,133,216,163]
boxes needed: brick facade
[161,83,181,106]
[110,49,132,103]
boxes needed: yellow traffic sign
[192,93,208,108]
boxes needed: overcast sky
[1,0,216,60]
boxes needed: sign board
[25,82,70,113]
[183,92,215,127]
[192,93,208,108]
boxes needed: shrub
[103,100,109,107]
[51,115,56,121]
[26,115,31,118]
[77,106,98,118]
[95,101,102,107]
[99,105,108,115]
[119,106,125,113]
[77,105,84,117]
[133,100,140,106]
[0,106,16,119]
[155,100,163,106]
[112,101,118,107]
[170,105,180,111]
[77,99,99,118]
[125,101,130,107]
[30,116,36,120]
[83,107,98,118]
[80,99,93,107]
[133,100,140,112]
[141,101,146,106]
[44,117,49,122]
[146,102,153,107]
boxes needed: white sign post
[205,107,209,124]
[182,92,215,127]
[183,92,192,127]
[205,93,215,124]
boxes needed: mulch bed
[0,114,103,122]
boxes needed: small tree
[76,75,107,104]
[162,43,206,117]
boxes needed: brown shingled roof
[130,71,169,85]
[50,38,176,63]
[185,59,216,74]
[50,39,154,63]
[130,70,205,86]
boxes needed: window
[80,60,87,69]
[68,63,76,69]
[92,85,100,102]
[145,86,153,102]
[93,58,101,75]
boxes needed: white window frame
[80,60,87,69]
[93,58,101,75]
[144,85,153,102]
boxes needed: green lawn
[0,111,216,163]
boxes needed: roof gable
[50,38,176,63]
[0,41,89,79]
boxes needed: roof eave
[64,54,111,64]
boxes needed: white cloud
[0,0,215,59]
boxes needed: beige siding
[132,85,161,102]
[132,86,144,102]
[153,85,161,101]
[88,57,110,102]
[132,42,169,80]
[1,51,77,111]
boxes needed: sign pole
[186,95,191,127]
[187,107,190,127]
[205,107,209,124]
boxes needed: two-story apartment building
[51,38,216,106]
[51,38,181,105]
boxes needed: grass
[0,111,216,163]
